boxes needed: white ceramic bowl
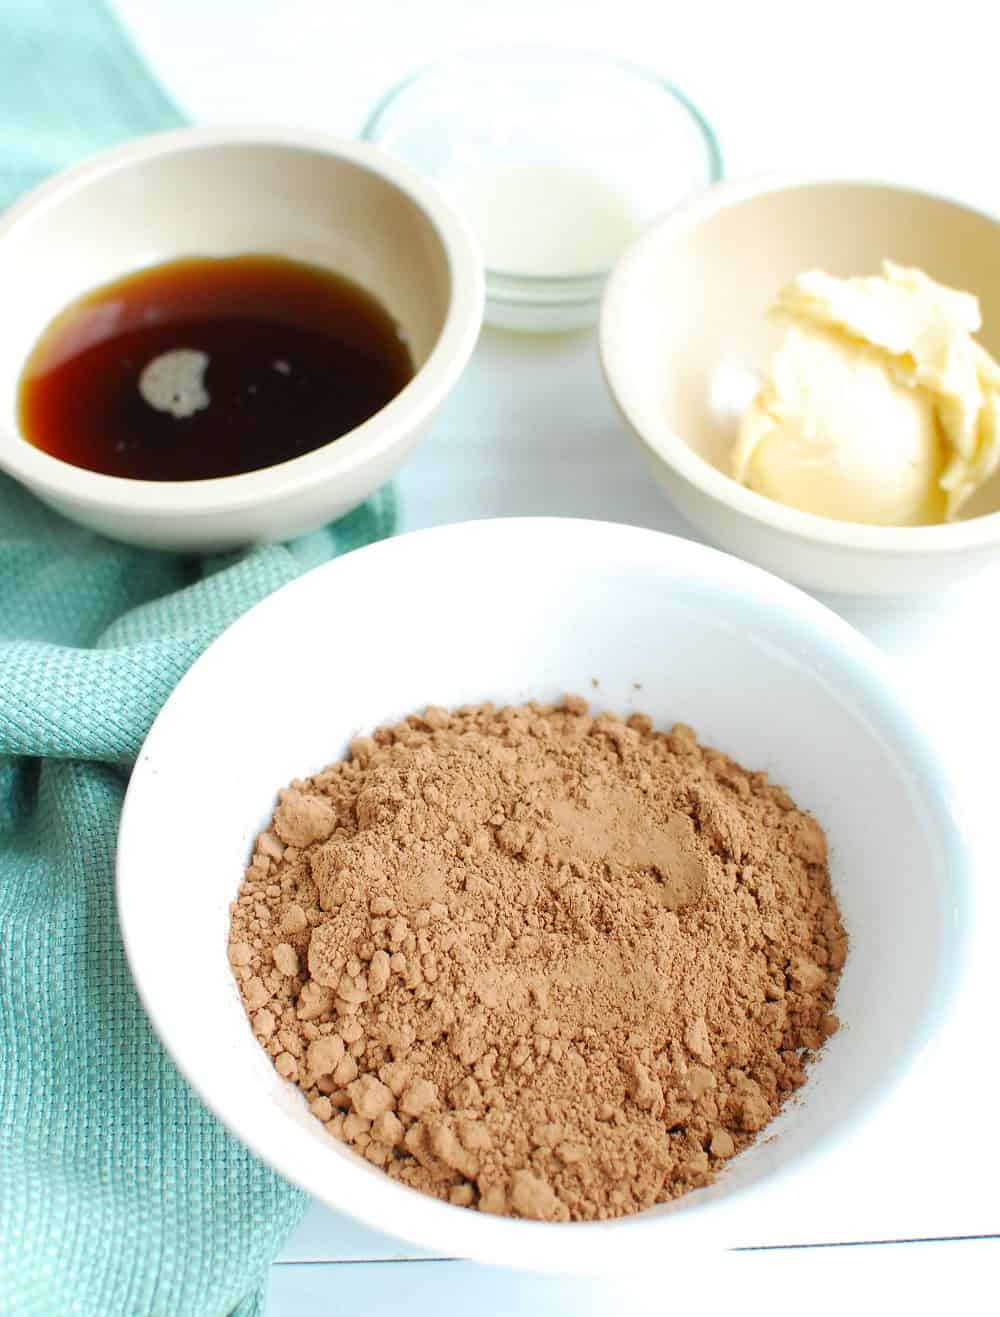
[0,126,483,551]
[600,176,1000,595]
[117,519,969,1270]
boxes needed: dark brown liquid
[17,254,414,481]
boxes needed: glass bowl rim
[360,44,725,290]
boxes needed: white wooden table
[113,2,1000,1310]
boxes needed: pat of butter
[733,262,1000,524]
[735,327,945,525]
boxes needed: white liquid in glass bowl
[363,49,722,330]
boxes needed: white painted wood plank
[265,1238,1000,1316]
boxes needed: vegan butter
[733,262,1000,526]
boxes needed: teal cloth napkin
[1,0,185,200]
[0,3,398,1313]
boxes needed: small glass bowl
[362,47,723,332]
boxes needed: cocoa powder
[228,699,845,1221]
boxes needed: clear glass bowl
[362,48,723,332]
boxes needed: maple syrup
[17,254,414,482]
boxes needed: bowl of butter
[600,177,1000,594]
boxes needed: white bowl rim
[600,172,1000,557]
[0,123,484,515]
[116,517,974,1268]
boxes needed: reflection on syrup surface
[18,254,414,481]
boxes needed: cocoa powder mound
[228,699,846,1221]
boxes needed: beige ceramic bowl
[0,126,484,551]
[600,176,1000,594]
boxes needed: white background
[111,1,999,1311]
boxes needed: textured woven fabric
[0,477,398,1316]
[0,3,399,1311]
[0,0,185,203]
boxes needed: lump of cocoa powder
[228,699,846,1222]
